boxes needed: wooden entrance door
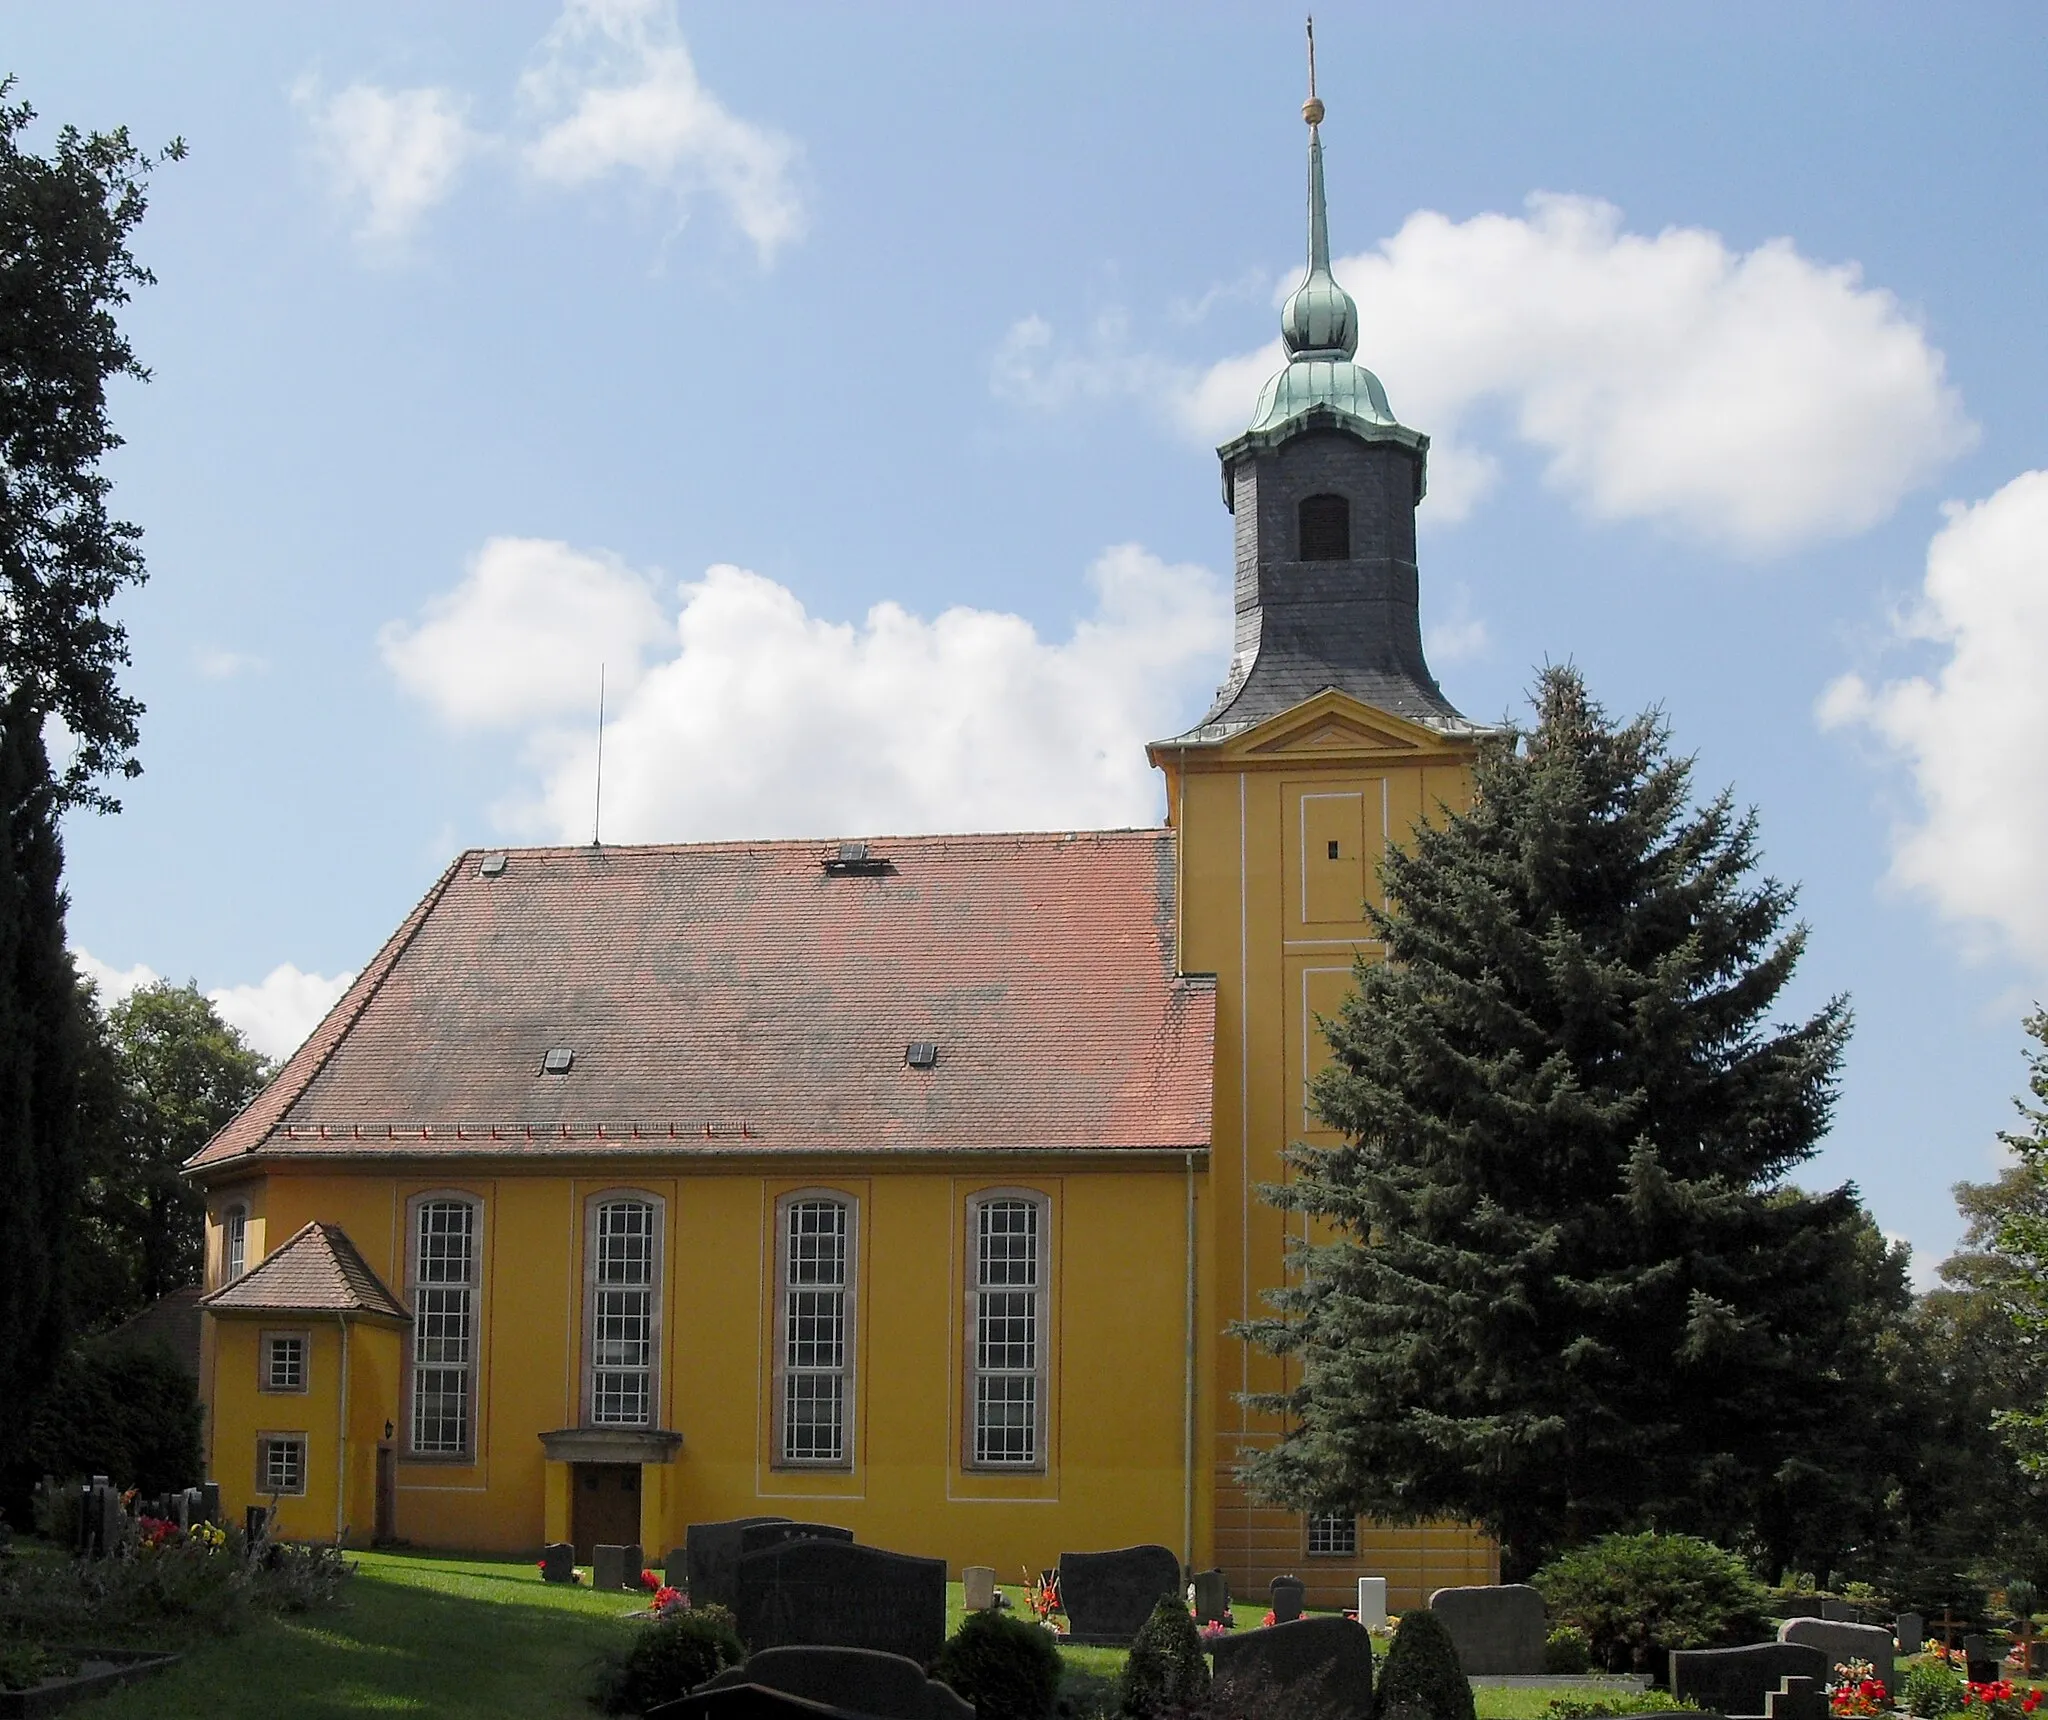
[571,1463,640,1563]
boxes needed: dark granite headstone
[1192,1568,1231,1624]
[1430,1584,1547,1676]
[740,1522,855,1560]
[665,1546,689,1591]
[689,1647,973,1720]
[594,1543,630,1592]
[735,1539,947,1666]
[647,1686,871,1720]
[1780,1602,1823,1620]
[688,1517,793,1611]
[1766,1676,1828,1720]
[1778,1618,1893,1696]
[1270,1575,1306,1624]
[1060,1545,1183,1646]
[1212,1615,1375,1720]
[1965,1635,1998,1684]
[1671,1642,1829,1717]
[1894,1612,1923,1656]
[625,1543,646,1589]
[200,1481,221,1525]
[1821,1600,1859,1623]
[541,1542,575,1584]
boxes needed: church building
[190,87,1500,1610]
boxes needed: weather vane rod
[1304,16,1324,125]
[591,663,605,848]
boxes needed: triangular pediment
[1247,711,1419,754]
[1199,689,1482,764]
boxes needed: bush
[937,1607,1063,1720]
[1545,1624,1593,1674]
[1902,1659,1967,1720]
[594,1605,745,1715]
[1533,1532,1767,1675]
[1374,1608,1476,1720]
[1118,1594,1210,1717]
[25,1337,201,1494]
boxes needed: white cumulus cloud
[384,539,1231,842]
[1820,469,2048,967]
[294,79,476,248]
[520,0,804,261]
[1002,194,1973,553]
[71,949,354,1063]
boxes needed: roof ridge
[184,854,469,1173]
[469,828,1169,861]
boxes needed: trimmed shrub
[594,1604,745,1715]
[1118,1594,1210,1717]
[936,1607,1063,1720]
[1544,1624,1593,1674]
[1374,1607,1476,1720]
[25,1336,201,1494]
[1901,1659,1966,1720]
[1533,1532,1767,1675]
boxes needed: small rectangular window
[262,1333,307,1393]
[971,1196,1044,1468]
[779,1196,852,1465]
[1307,1512,1358,1556]
[258,1435,306,1496]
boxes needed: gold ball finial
[1302,96,1325,125]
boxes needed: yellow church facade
[189,91,1500,1609]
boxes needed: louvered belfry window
[410,1197,478,1456]
[589,1198,657,1426]
[1298,493,1351,561]
[780,1196,852,1464]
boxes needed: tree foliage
[0,83,179,809]
[1532,1531,1767,1674]
[25,1330,201,1494]
[1239,665,1865,1577]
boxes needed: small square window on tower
[257,1434,307,1497]
[262,1332,308,1393]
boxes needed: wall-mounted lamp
[383,1421,394,1442]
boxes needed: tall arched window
[774,1191,856,1467]
[1298,493,1350,561]
[585,1194,662,1427]
[966,1189,1050,1469]
[407,1193,482,1457]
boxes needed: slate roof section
[199,1222,408,1321]
[187,829,1215,1169]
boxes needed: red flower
[640,1569,660,1591]
[1261,1610,1277,1629]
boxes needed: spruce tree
[1240,665,1856,1577]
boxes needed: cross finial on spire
[1303,16,1324,126]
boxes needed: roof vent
[479,852,508,878]
[541,1048,574,1075]
[822,841,891,876]
[905,1041,939,1069]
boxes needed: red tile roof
[198,1222,408,1320]
[188,830,1214,1171]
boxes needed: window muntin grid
[972,1197,1042,1467]
[1307,1512,1358,1556]
[259,1435,305,1495]
[409,1198,477,1456]
[224,1207,246,1283]
[780,1198,849,1464]
[264,1334,306,1392]
[589,1199,656,1426]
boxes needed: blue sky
[11,2,2047,1277]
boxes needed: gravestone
[1671,1642,1829,1717]
[1896,1612,1924,1655]
[245,1502,269,1547]
[541,1542,575,1584]
[1357,1576,1389,1630]
[1060,1545,1183,1646]
[1965,1635,1999,1684]
[1780,1602,1823,1620]
[735,1538,948,1667]
[741,1521,855,1559]
[688,1517,793,1611]
[685,1646,974,1720]
[1430,1584,1548,1676]
[1822,1600,1860,1623]
[1765,1677,1829,1720]
[200,1482,221,1525]
[665,1547,689,1592]
[594,1543,630,1592]
[624,1543,646,1589]
[1212,1614,1375,1720]
[962,1566,997,1611]
[647,1688,876,1720]
[1778,1618,1894,1696]
[1192,1568,1231,1624]
[1271,1575,1306,1624]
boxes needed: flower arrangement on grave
[1199,1621,1229,1646]
[1961,1680,2044,1720]
[651,1585,685,1616]
[536,1558,584,1584]
[639,1569,661,1592]
[1025,1569,1065,1637]
[1260,1609,1277,1628]
[1828,1658,1890,1717]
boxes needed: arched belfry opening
[1298,494,1350,561]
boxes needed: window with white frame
[777,1195,853,1465]
[586,1196,659,1427]
[262,1332,308,1393]
[408,1196,479,1457]
[969,1193,1046,1468]
[257,1434,306,1496]
[223,1205,247,1283]
[1307,1512,1358,1556]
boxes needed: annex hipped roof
[198,1221,408,1321]
[188,829,1215,1171]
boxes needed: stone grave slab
[541,1542,575,1584]
[1271,1575,1306,1623]
[1060,1545,1183,1646]
[1672,1643,1829,1717]
[687,1517,792,1611]
[1212,1614,1375,1720]
[1357,1576,1389,1630]
[1821,1601,1860,1623]
[962,1566,997,1611]
[1430,1583,1547,1676]
[734,1539,947,1667]
[625,1543,646,1590]
[1896,1613,1924,1655]
[1778,1618,1893,1696]
[690,1646,972,1720]
[1965,1635,1999,1683]
[664,1547,688,1591]
[593,1544,630,1592]
[1766,1676,1828,1720]
[647,1687,872,1720]
[200,1482,221,1524]
[1192,1568,1230,1624]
